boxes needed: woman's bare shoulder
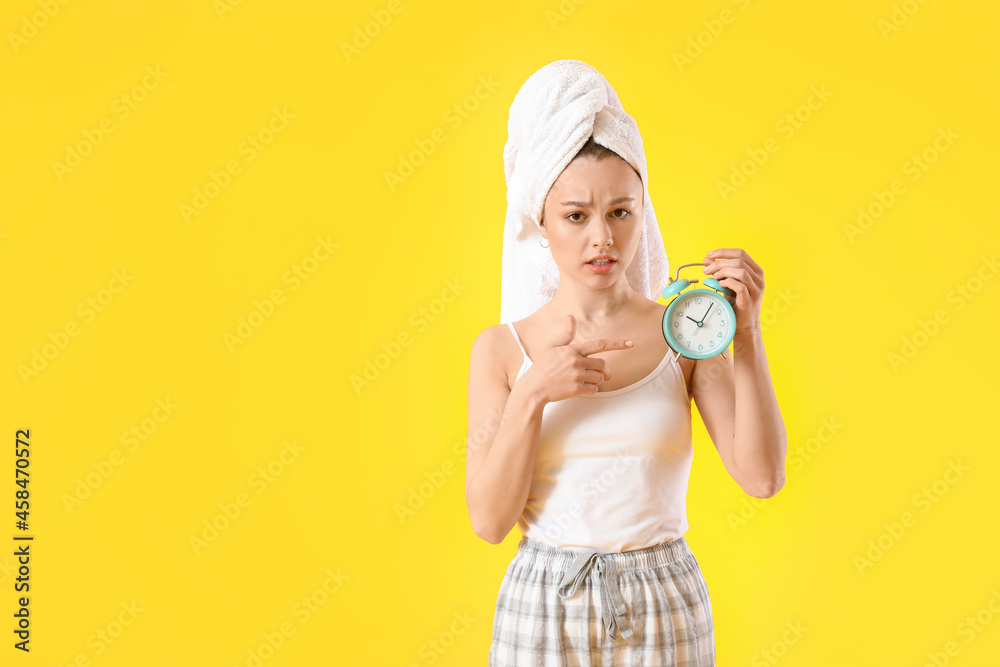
[472,322,513,349]
[470,323,519,388]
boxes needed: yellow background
[2,0,999,664]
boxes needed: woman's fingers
[576,338,635,357]
[581,367,607,385]
[706,247,763,275]
[579,356,611,381]
[704,258,763,288]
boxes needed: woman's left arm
[689,248,788,498]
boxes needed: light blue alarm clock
[660,262,738,360]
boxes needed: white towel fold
[499,59,670,324]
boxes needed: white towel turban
[499,59,670,324]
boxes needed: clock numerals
[665,289,735,359]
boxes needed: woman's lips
[586,260,616,273]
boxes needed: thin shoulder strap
[506,322,529,358]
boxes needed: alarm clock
[660,262,738,360]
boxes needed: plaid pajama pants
[488,534,716,666]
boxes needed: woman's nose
[591,222,613,247]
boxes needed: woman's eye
[568,209,628,222]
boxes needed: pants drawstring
[556,551,634,641]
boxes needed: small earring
[539,237,549,248]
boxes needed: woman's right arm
[464,326,547,545]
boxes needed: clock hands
[685,302,716,334]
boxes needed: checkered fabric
[489,534,715,666]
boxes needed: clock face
[663,289,736,359]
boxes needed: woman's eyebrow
[559,196,635,207]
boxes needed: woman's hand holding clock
[702,248,765,335]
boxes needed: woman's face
[540,154,644,284]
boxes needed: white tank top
[506,321,694,553]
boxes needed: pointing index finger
[577,339,635,356]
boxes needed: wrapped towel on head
[499,59,670,324]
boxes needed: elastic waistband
[516,534,693,574]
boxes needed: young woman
[466,64,787,666]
